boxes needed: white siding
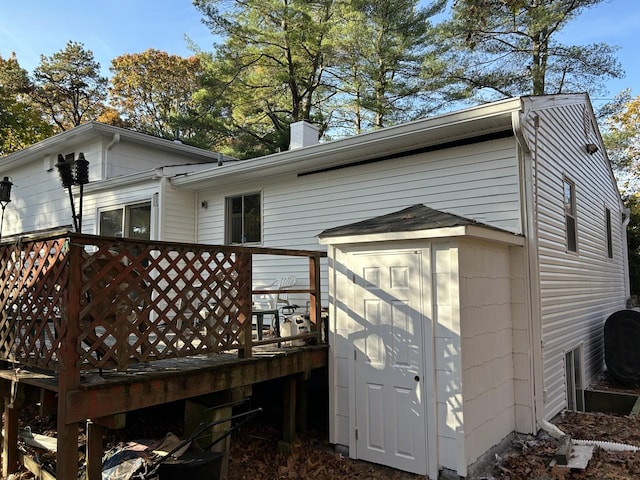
[459,239,516,467]
[431,242,465,474]
[82,180,159,237]
[522,100,627,418]
[327,245,355,448]
[1,155,72,236]
[106,141,209,179]
[197,137,522,295]
[0,138,109,236]
[162,179,196,243]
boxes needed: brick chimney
[289,121,319,150]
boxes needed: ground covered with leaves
[6,373,640,480]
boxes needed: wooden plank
[279,376,297,452]
[86,420,104,480]
[92,413,126,429]
[64,347,328,423]
[57,242,82,480]
[2,399,18,477]
[19,452,56,480]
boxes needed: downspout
[622,208,631,301]
[512,108,566,440]
[105,133,121,178]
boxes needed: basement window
[565,346,585,411]
[563,178,577,252]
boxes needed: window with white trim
[99,202,151,240]
[563,178,577,252]
[606,207,613,258]
[226,193,261,244]
[565,345,584,411]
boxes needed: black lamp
[56,152,89,233]
[0,176,13,241]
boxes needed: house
[0,93,628,478]
[0,121,231,242]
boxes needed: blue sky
[1,0,638,109]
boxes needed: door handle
[414,375,420,382]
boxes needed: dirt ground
[7,372,640,480]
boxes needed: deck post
[57,239,82,480]
[86,420,104,480]
[296,372,310,433]
[2,397,18,477]
[279,376,297,452]
[308,255,322,343]
[237,252,252,359]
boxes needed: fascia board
[318,225,524,246]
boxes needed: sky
[0,0,638,110]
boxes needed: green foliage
[602,92,640,297]
[439,0,623,100]
[193,0,338,155]
[602,91,640,195]
[109,49,221,149]
[329,0,446,133]
[0,53,53,156]
[31,41,108,131]
[625,194,640,298]
[194,0,447,156]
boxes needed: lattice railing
[0,236,68,368]
[0,232,324,373]
[74,236,252,370]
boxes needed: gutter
[622,208,632,300]
[104,133,121,178]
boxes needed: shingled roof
[318,204,506,239]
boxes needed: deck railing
[0,232,326,373]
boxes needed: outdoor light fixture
[56,152,89,233]
[0,176,13,241]
[586,143,599,155]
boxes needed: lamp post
[56,152,89,233]
[0,176,13,241]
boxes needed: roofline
[318,224,525,246]
[0,122,231,168]
[172,97,525,188]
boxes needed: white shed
[319,204,525,479]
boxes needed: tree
[601,91,640,297]
[438,0,623,101]
[194,0,337,156]
[109,49,218,147]
[603,91,640,193]
[0,53,53,156]
[31,41,108,131]
[328,0,446,133]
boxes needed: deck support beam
[86,420,104,480]
[279,375,297,452]
[3,398,18,477]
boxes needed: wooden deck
[0,344,328,422]
[0,232,328,480]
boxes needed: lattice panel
[76,238,252,370]
[0,233,323,373]
[0,238,68,368]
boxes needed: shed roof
[318,204,524,246]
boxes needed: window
[606,208,613,258]
[100,202,151,240]
[563,178,577,252]
[565,346,584,411]
[226,193,261,244]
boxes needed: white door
[352,251,428,475]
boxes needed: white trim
[319,225,524,247]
